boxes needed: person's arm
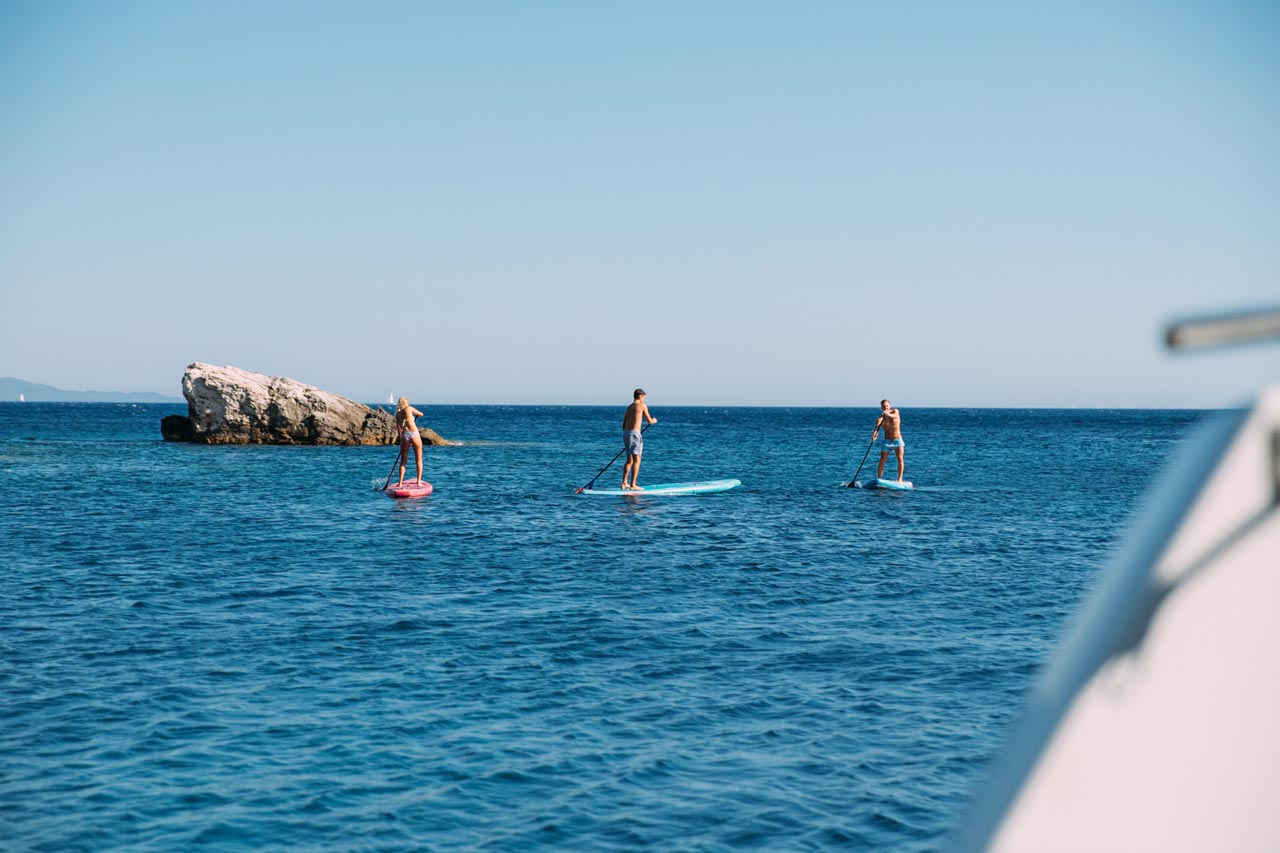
[412,407,424,417]
[871,415,883,439]
[644,404,657,425]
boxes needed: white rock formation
[161,363,446,446]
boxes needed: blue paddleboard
[862,478,914,490]
[581,479,741,496]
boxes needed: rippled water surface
[0,403,1209,850]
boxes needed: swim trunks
[622,429,643,457]
[880,437,904,452]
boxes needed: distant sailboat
[387,393,395,405]
[18,393,24,402]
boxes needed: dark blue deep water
[0,404,1210,851]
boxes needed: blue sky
[1,1,1276,406]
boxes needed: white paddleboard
[581,479,741,496]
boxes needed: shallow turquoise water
[0,403,1208,850]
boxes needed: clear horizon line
[2,399,1227,411]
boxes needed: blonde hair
[397,396,410,411]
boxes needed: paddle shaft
[380,448,403,491]
[576,421,651,493]
[379,406,406,491]
[847,432,877,487]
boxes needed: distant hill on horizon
[0,377,183,403]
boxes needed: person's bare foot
[631,484,645,491]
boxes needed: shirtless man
[871,399,905,482]
[621,388,657,490]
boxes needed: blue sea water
[0,403,1210,851]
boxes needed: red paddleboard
[385,478,433,499]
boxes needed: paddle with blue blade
[846,433,877,488]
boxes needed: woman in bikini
[395,397,425,487]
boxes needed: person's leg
[631,454,643,489]
[895,446,904,481]
[877,451,888,479]
[413,436,424,483]
[396,442,408,486]
[622,456,635,489]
